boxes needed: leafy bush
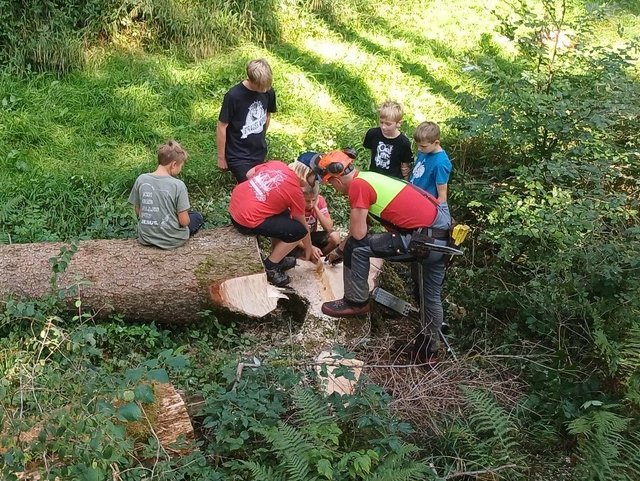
[446,0,640,474]
[198,353,433,480]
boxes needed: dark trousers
[188,211,204,236]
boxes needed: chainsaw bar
[371,287,418,316]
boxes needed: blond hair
[289,160,313,181]
[413,121,441,143]
[158,140,188,166]
[378,100,403,123]
[246,58,273,91]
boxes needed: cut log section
[0,227,282,321]
[0,228,383,322]
[315,350,364,396]
[287,258,384,319]
[3,382,193,480]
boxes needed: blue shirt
[409,150,451,197]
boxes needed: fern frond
[266,422,315,458]
[239,460,286,481]
[292,387,334,427]
[257,422,314,481]
[618,323,640,400]
[462,386,520,461]
[0,195,23,223]
[291,387,341,446]
[568,409,639,481]
[369,444,432,481]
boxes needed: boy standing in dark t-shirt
[362,100,413,180]
[216,58,277,183]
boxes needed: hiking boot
[409,347,440,368]
[266,268,290,287]
[321,298,370,318]
[406,334,439,368]
[278,256,296,271]
[407,346,440,368]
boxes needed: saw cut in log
[287,258,383,319]
[0,227,283,321]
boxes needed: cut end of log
[210,273,285,318]
[315,350,364,396]
[288,258,383,320]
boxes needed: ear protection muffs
[310,150,355,183]
[342,147,358,160]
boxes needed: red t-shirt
[305,195,331,233]
[229,161,305,228]
[348,172,437,230]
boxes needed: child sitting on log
[128,140,204,249]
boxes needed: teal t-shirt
[128,173,190,249]
[409,150,451,197]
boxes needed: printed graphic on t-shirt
[305,211,318,232]
[249,170,286,202]
[375,142,393,169]
[139,185,174,232]
[241,101,267,139]
[412,162,426,179]
[140,190,159,226]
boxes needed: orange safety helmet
[310,149,356,183]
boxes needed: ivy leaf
[82,467,104,481]
[165,354,188,369]
[354,454,372,474]
[332,365,356,381]
[102,445,113,460]
[147,368,169,383]
[124,367,145,383]
[134,384,156,404]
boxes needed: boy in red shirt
[300,181,340,255]
[229,161,320,287]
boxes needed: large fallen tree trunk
[0,227,282,321]
[0,227,382,323]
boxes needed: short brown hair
[378,100,403,123]
[302,180,320,197]
[413,121,441,143]
[246,58,273,91]
[158,140,188,166]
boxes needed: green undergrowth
[1,0,640,480]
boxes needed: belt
[416,227,450,240]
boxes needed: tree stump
[3,383,194,480]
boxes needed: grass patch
[1,0,637,243]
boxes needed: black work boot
[266,268,290,287]
[278,256,296,271]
